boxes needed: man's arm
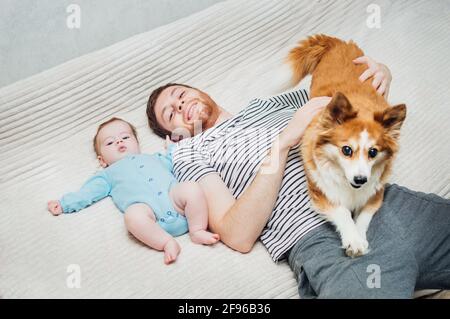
[199,97,331,253]
[199,142,290,253]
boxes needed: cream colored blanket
[1,0,449,298]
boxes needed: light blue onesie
[60,150,188,237]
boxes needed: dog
[287,34,407,257]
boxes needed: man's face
[154,85,219,139]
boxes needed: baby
[47,117,219,264]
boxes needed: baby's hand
[47,200,63,216]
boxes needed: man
[146,57,450,298]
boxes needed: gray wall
[0,0,224,88]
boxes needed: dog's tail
[287,34,343,86]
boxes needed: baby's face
[96,120,140,167]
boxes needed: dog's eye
[368,148,378,158]
[341,146,353,157]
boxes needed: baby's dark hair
[93,117,138,156]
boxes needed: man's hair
[146,83,194,139]
[93,117,138,156]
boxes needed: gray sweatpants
[287,184,450,298]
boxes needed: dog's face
[316,92,406,189]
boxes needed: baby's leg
[124,203,180,264]
[170,182,219,245]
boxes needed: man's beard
[191,94,220,134]
[172,92,220,141]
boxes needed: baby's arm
[47,174,111,215]
[170,181,219,245]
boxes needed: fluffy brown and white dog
[287,34,407,257]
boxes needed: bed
[1,0,449,298]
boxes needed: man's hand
[47,200,63,216]
[278,96,331,150]
[354,56,392,98]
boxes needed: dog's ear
[321,92,357,126]
[375,104,407,139]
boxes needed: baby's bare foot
[163,239,180,265]
[190,230,220,245]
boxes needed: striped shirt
[172,89,326,261]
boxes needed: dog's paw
[342,232,369,258]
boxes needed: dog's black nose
[353,176,367,185]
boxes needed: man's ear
[320,92,357,127]
[375,104,407,139]
[97,155,108,168]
